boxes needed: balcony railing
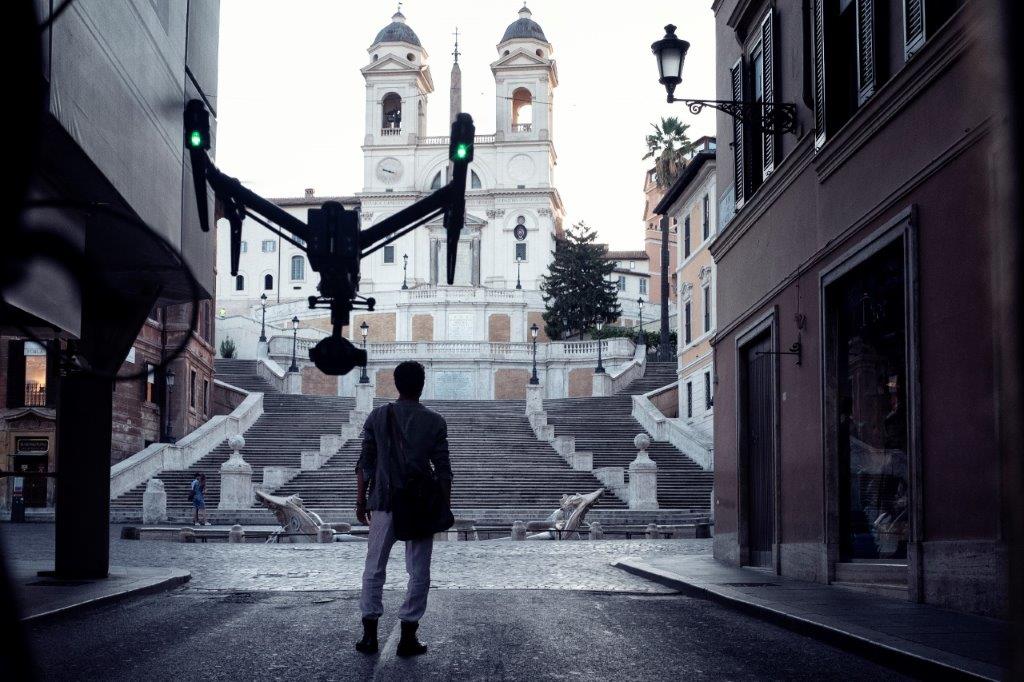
[380,127,402,136]
[24,386,46,407]
[420,134,497,145]
[511,123,533,133]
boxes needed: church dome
[500,6,548,44]
[373,11,422,47]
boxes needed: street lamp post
[402,254,409,290]
[162,367,176,443]
[359,321,370,384]
[259,292,268,342]
[289,316,299,372]
[515,256,523,290]
[651,24,797,135]
[529,323,540,385]
[637,297,645,346]
[595,319,606,373]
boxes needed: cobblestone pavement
[1,524,707,593]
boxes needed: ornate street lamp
[515,256,523,290]
[162,367,176,443]
[402,254,409,290]
[289,316,300,372]
[529,323,540,385]
[637,297,645,345]
[595,319,606,374]
[652,24,796,135]
[259,292,268,342]
[359,321,370,384]
[562,317,571,341]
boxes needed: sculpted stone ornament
[526,488,605,540]
[255,489,332,543]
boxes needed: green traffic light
[454,144,469,160]
[189,130,204,148]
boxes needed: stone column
[525,384,544,415]
[142,478,167,524]
[628,433,659,510]
[219,435,254,510]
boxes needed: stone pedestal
[589,521,603,540]
[646,523,658,539]
[629,433,659,511]
[262,466,298,490]
[553,435,575,461]
[511,520,527,541]
[592,371,612,397]
[228,524,245,543]
[285,371,302,395]
[219,435,254,510]
[300,451,323,471]
[448,518,478,541]
[142,478,167,524]
[179,527,195,543]
[525,384,544,415]
[354,382,374,413]
[257,340,269,359]
[321,434,343,455]
[571,450,593,472]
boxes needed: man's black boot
[396,620,428,657]
[355,617,379,654]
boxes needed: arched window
[235,274,245,291]
[291,255,305,281]
[264,274,274,290]
[471,171,482,189]
[511,88,533,132]
[430,171,443,190]
[382,92,402,133]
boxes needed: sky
[215,1,717,249]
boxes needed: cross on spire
[452,26,461,64]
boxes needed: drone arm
[204,158,313,244]
[359,184,455,252]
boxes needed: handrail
[631,385,713,471]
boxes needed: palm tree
[643,116,695,188]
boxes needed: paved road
[4,525,911,680]
[24,588,910,681]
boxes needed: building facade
[656,139,717,439]
[642,169,677,305]
[709,0,1006,616]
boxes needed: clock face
[376,158,403,185]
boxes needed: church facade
[214,8,636,400]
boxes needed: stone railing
[380,127,402,136]
[511,123,533,133]
[283,338,636,364]
[420,134,497,145]
[109,392,263,499]
[632,385,713,471]
[402,287,525,305]
[256,356,288,392]
[595,343,647,396]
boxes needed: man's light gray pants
[360,510,434,622]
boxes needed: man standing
[354,361,453,657]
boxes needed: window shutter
[856,0,877,104]
[904,0,925,59]
[730,59,746,207]
[45,340,60,407]
[7,341,26,408]
[761,9,778,178]
[812,0,827,148]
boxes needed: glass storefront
[829,240,909,561]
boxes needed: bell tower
[361,10,434,148]
[492,5,558,142]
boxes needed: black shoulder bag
[386,403,454,541]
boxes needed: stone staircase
[214,358,279,394]
[274,399,626,512]
[544,361,713,511]
[110,393,351,514]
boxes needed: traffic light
[184,99,211,151]
[449,113,475,163]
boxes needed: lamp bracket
[670,97,798,136]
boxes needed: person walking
[190,472,209,526]
[354,361,453,657]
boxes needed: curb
[613,558,998,682]
[21,569,191,624]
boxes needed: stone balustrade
[632,385,713,471]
